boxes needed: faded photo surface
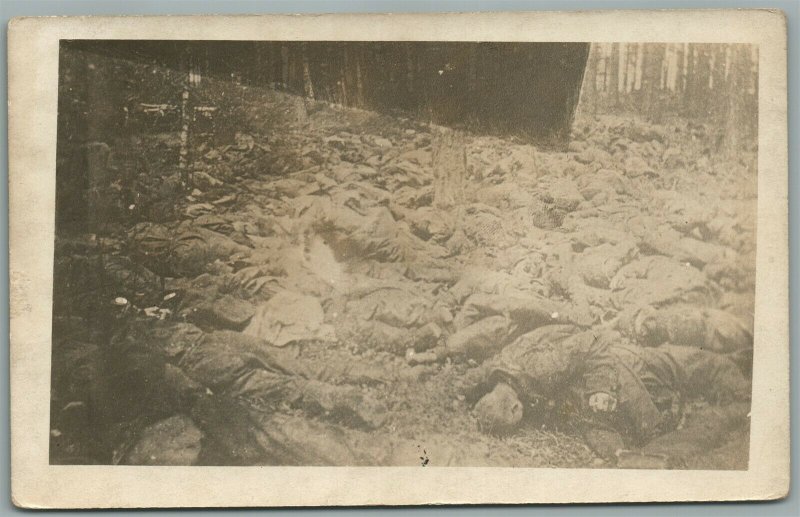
[50,40,759,470]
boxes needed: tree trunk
[643,44,665,122]
[406,45,415,93]
[179,48,191,189]
[722,44,751,156]
[684,44,696,112]
[626,44,637,94]
[357,50,366,107]
[694,44,712,116]
[633,43,644,92]
[301,44,315,99]
[674,43,685,94]
[280,45,289,87]
[711,45,728,117]
[340,46,349,106]
[609,43,620,106]
[582,43,600,115]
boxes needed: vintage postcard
[8,10,789,508]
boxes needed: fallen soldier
[51,306,388,465]
[622,304,753,353]
[464,324,751,467]
[407,293,593,364]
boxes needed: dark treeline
[59,40,589,147]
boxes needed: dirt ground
[50,83,756,468]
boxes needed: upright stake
[431,125,466,210]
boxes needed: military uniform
[470,324,751,459]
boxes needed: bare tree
[582,44,600,115]
[179,47,191,188]
[609,43,620,107]
[722,44,753,156]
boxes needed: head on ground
[473,382,524,435]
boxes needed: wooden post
[431,126,466,210]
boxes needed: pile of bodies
[51,88,756,468]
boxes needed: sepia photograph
[8,11,788,507]
[49,38,758,469]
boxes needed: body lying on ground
[51,309,388,465]
[464,324,751,467]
